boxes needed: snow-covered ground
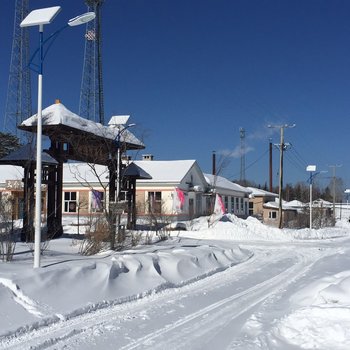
[1,214,350,349]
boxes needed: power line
[228,147,269,180]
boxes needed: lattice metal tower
[3,0,32,140]
[79,0,105,124]
[239,127,246,182]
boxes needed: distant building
[263,198,299,227]
[205,174,251,218]
[247,187,278,220]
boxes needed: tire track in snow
[119,252,317,349]
[0,278,45,318]
[0,247,325,350]
[0,251,269,350]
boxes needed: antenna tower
[3,0,32,140]
[79,0,105,124]
[239,127,246,182]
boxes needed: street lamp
[108,116,136,249]
[306,165,317,229]
[20,7,95,268]
[115,124,136,200]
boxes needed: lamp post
[108,116,136,249]
[306,165,317,230]
[20,7,95,268]
[115,124,136,201]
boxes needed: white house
[133,159,210,220]
[204,174,251,218]
[1,159,252,222]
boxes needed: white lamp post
[20,7,95,268]
[306,165,317,230]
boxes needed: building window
[64,191,77,213]
[206,196,212,215]
[231,197,235,213]
[269,211,277,219]
[249,201,254,216]
[240,198,244,212]
[196,193,202,215]
[91,190,104,212]
[148,191,162,214]
[224,196,229,211]
[235,197,239,213]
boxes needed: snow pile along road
[181,214,348,241]
[1,214,350,349]
[0,240,250,337]
[274,265,350,348]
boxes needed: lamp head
[306,165,317,172]
[68,12,96,26]
[20,6,61,27]
[108,115,130,126]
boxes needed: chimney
[55,99,61,104]
[142,154,154,161]
[212,151,216,175]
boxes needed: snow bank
[0,239,251,337]
[178,214,349,241]
[1,213,350,344]
[273,271,350,349]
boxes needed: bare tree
[0,195,16,261]
[141,199,171,241]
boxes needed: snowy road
[0,240,341,350]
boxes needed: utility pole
[239,127,246,183]
[269,138,273,192]
[328,164,342,220]
[268,124,295,228]
[212,150,216,176]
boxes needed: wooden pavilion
[1,101,146,240]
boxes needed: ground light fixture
[20,7,95,268]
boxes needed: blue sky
[1,0,350,190]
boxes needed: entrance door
[189,198,194,219]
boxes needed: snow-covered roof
[134,160,198,183]
[0,143,58,165]
[64,161,200,185]
[0,165,23,185]
[264,198,297,211]
[247,187,278,198]
[284,200,307,208]
[313,198,332,207]
[63,162,153,185]
[20,103,144,148]
[63,163,108,184]
[204,174,251,194]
